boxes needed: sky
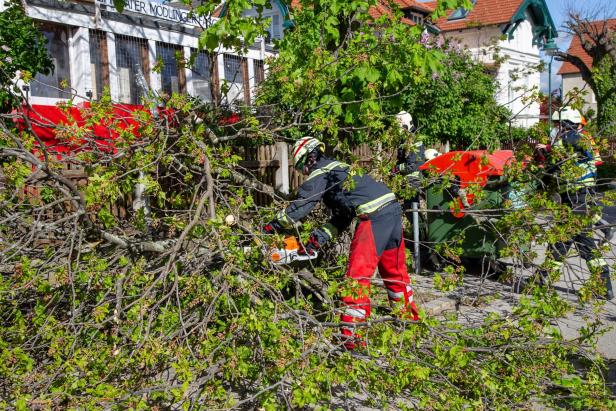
[540,0,616,92]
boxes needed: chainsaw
[244,236,319,265]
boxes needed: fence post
[274,142,289,195]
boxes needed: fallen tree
[0,0,615,409]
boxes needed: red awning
[13,102,153,155]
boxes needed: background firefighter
[530,108,614,300]
[392,111,439,219]
[263,136,420,350]
[579,115,615,245]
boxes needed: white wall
[496,16,541,127]
[562,73,597,114]
[442,14,543,128]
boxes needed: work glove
[298,235,320,256]
[262,220,283,234]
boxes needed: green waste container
[419,150,515,262]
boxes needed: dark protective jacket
[275,156,396,246]
[396,143,425,179]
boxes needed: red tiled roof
[558,19,616,75]
[368,2,414,25]
[393,0,435,14]
[433,0,525,32]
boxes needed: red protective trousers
[340,217,419,350]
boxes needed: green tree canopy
[0,0,53,109]
[256,0,475,150]
[402,37,511,149]
[257,0,508,152]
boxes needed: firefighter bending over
[263,137,420,349]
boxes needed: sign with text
[96,0,209,27]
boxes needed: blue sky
[541,0,616,92]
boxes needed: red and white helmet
[291,137,325,170]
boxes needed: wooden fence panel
[10,137,616,222]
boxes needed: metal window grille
[31,22,72,98]
[156,42,186,96]
[253,59,265,85]
[190,49,212,101]
[89,30,110,100]
[223,54,244,85]
[115,34,150,104]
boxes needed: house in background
[558,19,616,116]
[368,0,558,127]
[421,0,558,128]
[4,0,557,128]
[1,0,286,106]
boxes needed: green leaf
[113,0,125,13]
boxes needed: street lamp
[543,37,559,135]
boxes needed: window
[89,30,110,100]
[224,54,244,85]
[448,0,476,20]
[31,23,71,98]
[223,54,247,103]
[156,42,186,96]
[191,50,212,101]
[253,59,265,85]
[265,13,282,42]
[408,12,424,25]
[115,35,150,104]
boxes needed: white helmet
[291,137,325,170]
[552,107,582,124]
[424,148,439,161]
[396,111,414,131]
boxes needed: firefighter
[579,115,615,244]
[263,136,420,349]
[393,111,423,177]
[530,108,613,300]
[393,112,426,223]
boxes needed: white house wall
[242,0,284,43]
[442,14,543,128]
[20,1,277,105]
[496,16,541,127]
[442,25,503,65]
[562,73,597,114]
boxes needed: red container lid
[419,150,515,217]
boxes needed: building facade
[424,0,557,128]
[6,0,287,107]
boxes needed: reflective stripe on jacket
[275,157,396,245]
[555,129,597,193]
